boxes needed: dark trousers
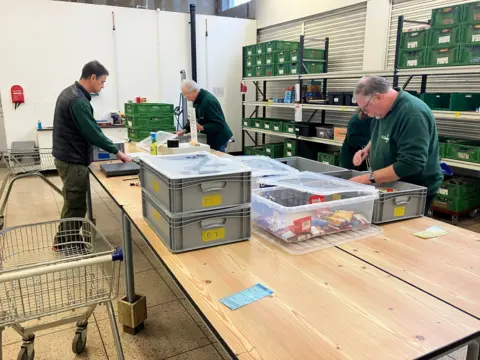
[425,194,436,216]
[54,159,89,247]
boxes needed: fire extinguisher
[11,85,25,110]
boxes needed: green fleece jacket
[370,89,443,195]
[185,89,233,150]
[340,114,373,170]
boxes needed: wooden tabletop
[123,202,480,360]
[339,217,480,320]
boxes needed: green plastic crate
[462,2,480,23]
[446,140,480,163]
[265,53,275,65]
[275,51,290,63]
[271,121,283,132]
[264,143,285,158]
[128,127,174,142]
[265,40,300,53]
[265,64,275,77]
[284,147,297,157]
[400,28,430,50]
[438,176,480,199]
[458,44,480,65]
[429,27,461,46]
[317,152,340,166]
[263,120,272,131]
[124,103,174,117]
[439,141,447,158]
[242,118,255,128]
[420,93,451,110]
[290,49,300,62]
[245,146,264,156]
[244,66,254,77]
[284,139,296,151]
[283,122,296,134]
[253,118,263,129]
[255,66,266,77]
[255,54,266,66]
[243,45,256,57]
[303,49,325,60]
[432,195,478,213]
[449,92,480,111]
[428,45,460,66]
[244,56,255,67]
[460,23,480,44]
[125,115,173,130]
[275,63,290,76]
[398,49,427,68]
[256,43,266,55]
[431,5,463,27]
[303,61,325,74]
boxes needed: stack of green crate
[124,103,175,142]
[445,138,480,163]
[284,139,297,157]
[458,2,480,65]
[433,176,480,213]
[282,121,296,135]
[317,152,340,166]
[243,44,256,77]
[244,145,265,156]
[263,142,285,158]
[398,26,430,69]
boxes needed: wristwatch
[369,172,376,184]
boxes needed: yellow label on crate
[332,194,342,200]
[202,228,225,242]
[153,181,160,192]
[394,206,406,217]
[202,194,222,208]
[154,210,161,220]
[455,112,460,118]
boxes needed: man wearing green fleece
[177,80,233,152]
[350,76,443,215]
[53,61,131,226]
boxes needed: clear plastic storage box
[274,156,344,173]
[229,156,298,188]
[138,152,251,213]
[251,172,378,242]
[142,190,251,253]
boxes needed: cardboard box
[334,127,347,142]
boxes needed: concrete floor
[0,169,476,360]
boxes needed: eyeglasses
[359,94,376,114]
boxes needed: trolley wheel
[469,209,478,218]
[17,347,34,360]
[72,329,87,354]
[452,215,459,226]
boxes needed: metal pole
[393,16,404,88]
[180,70,187,128]
[189,4,197,82]
[122,211,135,303]
[86,175,94,222]
[322,37,329,125]
[262,81,266,146]
[107,301,125,360]
[420,75,428,94]
[242,93,246,153]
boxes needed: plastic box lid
[136,131,178,152]
[140,151,250,179]
[230,156,299,178]
[258,171,379,196]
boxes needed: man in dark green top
[52,61,131,242]
[339,112,373,170]
[177,80,233,152]
[350,76,443,215]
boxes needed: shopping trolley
[0,148,62,230]
[0,218,125,360]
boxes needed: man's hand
[353,148,369,167]
[350,174,372,185]
[176,130,186,136]
[197,123,204,132]
[117,151,132,163]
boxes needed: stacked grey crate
[138,152,252,253]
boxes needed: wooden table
[339,217,480,320]
[88,151,480,359]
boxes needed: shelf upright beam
[242,92,245,153]
[393,16,404,88]
[420,75,428,94]
[262,81,267,145]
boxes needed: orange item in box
[334,127,347,142]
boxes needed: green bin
[265,40,299,53]
[398,49,427,68]
[460,23,480,44]
[462,2,480,23]
[428,45,460,66]
[429,27,460,47]
[283,122,296,134]
[265,64,275,77]
[446,140,480,163]
[245,146,264,155]
[253,118,263,129]
[264,143,285,158]
[265,53,275,65]
[244,66,254,78]
[125,115,173,130]
[275,51,290,63]
[255,54,266,66]
[431,5,463,27]
[284,139,296,152]
[400,28,430,50]
[275,63,290,76]
[124,103,174,117]
[244,56,255,67]
[449,92,480,111]
[271,121,283,132]
[255,66,266,77]
[256,43,266,55]
[303,49,325,60]
[317,152,340,166]
[458,44,480,65]
[438,176,480,199]
[243,45,256,57]
[433,195,478,213]
[303,61,326,74]
[263,120,272,131]
[420,93,451,110]
[128,127,175,142]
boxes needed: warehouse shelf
[297,136,343,147]
[397,66,480,77]
[242,75,299,82]
[242,70,393,82]
[441,159,480,171]
[243,101,357,112]
[243,127,297,139]
[243,101,296,108]
[432,111,480,121]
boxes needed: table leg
[86,175,94,223]
[466,338,480,360]
[117,210,147,335]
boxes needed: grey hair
[181,80,200,93]
[353,76,391,98]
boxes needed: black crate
[328,93,346,106]
[295,123,316,136]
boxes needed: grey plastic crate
[142,190,251,253]
[328,169,366,180]
[177,133,207,144]
[139,161,251,213]
[371,181,427,224]
[274,156,344,173]
[93,142,125,162]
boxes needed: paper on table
[220,284,274,310]
[413,226,449,239]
